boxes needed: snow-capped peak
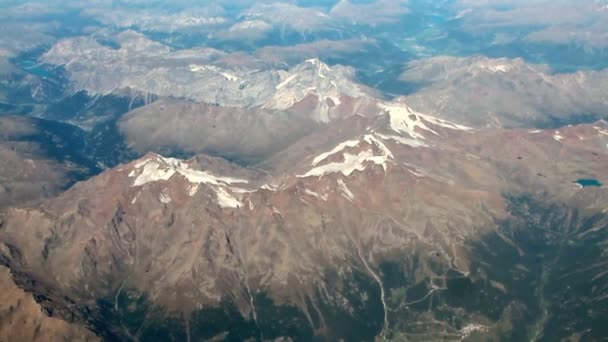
[128,155,249,208]
[263,60,366,122]
[129,155,248,187]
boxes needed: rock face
[1,107,607,340]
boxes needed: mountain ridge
[1,111,606,340]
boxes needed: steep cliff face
[1,114,606,340]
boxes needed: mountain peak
[125,154,254,208]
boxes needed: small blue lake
[576,179,603,188]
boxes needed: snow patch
[132,159,176,186]
[375,133,428,147]
[220,72,239,81]
[595,126,608,136]
[553,131,564,141]
[301,134,395,178]
[337,178,355,202]
[270,206,282,217]
[487,64,512,73]
[299,150,389,178]
[188,183,199,196]
[409,169,425,178]
[363,135,394,159]
[214,187,242,208]
[159,191,171,204]
[131,156,248,187]
[228,19,271,31]
[303,188,322,200]
[312,139,360,166]
[189,64,212,72]
[306,58,328,70]
[379,102,471,141]
[261,183,280,191]
[189,64,238,81]
[275,73,298,90]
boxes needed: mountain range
[1,1,608,341]
[2,84,607,339]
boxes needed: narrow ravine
[530,263,550,342]
[351,238,389,338]
[530,228,569,341]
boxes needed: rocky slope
[0,115,101,341]
[116,92,384,165]
[0,265,98,342]
[1,108,606,340]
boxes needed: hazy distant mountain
[399,56,608,128]
[42,32,369,111]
